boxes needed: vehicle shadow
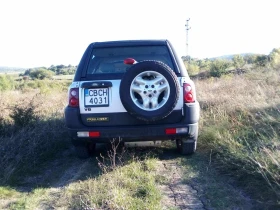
[1,137,181,193]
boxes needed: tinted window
[87,46,174,74]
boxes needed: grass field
[52,75,74,80]
[0,68,279,209]
[196,68,280,205]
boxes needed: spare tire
[119,60,180,121]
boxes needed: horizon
[1,0,279,68]
[0,51,272,69]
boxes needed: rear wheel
[74,142,96,159]
[176,139,197,155]
[176,125,198,155]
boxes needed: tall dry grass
[0,88,69,184]
[195,69,280,204]
[0,82,164,209]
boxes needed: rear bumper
[65,102,200,143]
[67,123,198,143]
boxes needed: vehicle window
[87,46,174,74]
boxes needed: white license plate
[84,88,109,107]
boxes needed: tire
[120,60,180,121]
[176,139,197,155]
[176,126,198,155]
[74,142,96,159]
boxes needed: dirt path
[19,148,93,190]
[1,145,255,209]
[43,147,207,209]
[158,160,205,210]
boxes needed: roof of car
[91,40,169,48]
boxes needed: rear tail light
[183,83,195,103]
[89,131,100,137]
[69,88,79,107]
[165,128,176,135]
[165,128,188,135]
[77,131,100,138]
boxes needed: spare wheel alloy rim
[130,71,170,111]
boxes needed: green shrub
[210,59,231,77]
[269,48,280,68]
[244,54,257,64]
[0,75,15,91]
[0,93,68,184]
[185,62,200,76]
[0,118,68,184]
[197,59,211,71]
[255,55,269,67]
[29,69,54,80]
[233,54,245,69]
[9,98,38,127]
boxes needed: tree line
[21,64,77,80]
[183,48,280,77]
[19,47,280,80]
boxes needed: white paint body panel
[69,77,189,114]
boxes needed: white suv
[65,40,200,158]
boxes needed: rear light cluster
[69,88,79,107]
[165,128,188,135]
[183,83,195,103]
[77,131,100,138]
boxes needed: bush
[9,98,38,127]
[29,69,54,80]
[269,48,280,68]
[0,75,15,91]
[184,62,200,76]
[0,118,68,184]
[255,55,269,67]
[244,54,257,64]
[233,54,245,69]
[0,92,68,184]
[210,59,231,77]
[197,59,211,71]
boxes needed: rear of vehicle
[65,40,200,157]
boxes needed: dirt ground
[158,160,205,210]
[0,143,255,210]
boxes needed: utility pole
[185,18,191,61]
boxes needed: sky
[0,0,279,68]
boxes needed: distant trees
[255,55,269,67]
[209,59,231,77]
[46,64,76,75]
[233,55,245,69]
[183,60,200,76]
[0,75,15,91]
[22,64,77,80]
[243,54,257,64]
[29,68,54,80]
[182,57,212,76]
[182,47,280,78]
[269,48,280,68]
[197,58,211,71]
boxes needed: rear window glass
[87,46,174,74]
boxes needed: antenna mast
[185,18,191,60]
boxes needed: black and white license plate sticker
[84,88,109,106]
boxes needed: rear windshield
[87,46,174,74]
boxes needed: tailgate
[78,79,184,126]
